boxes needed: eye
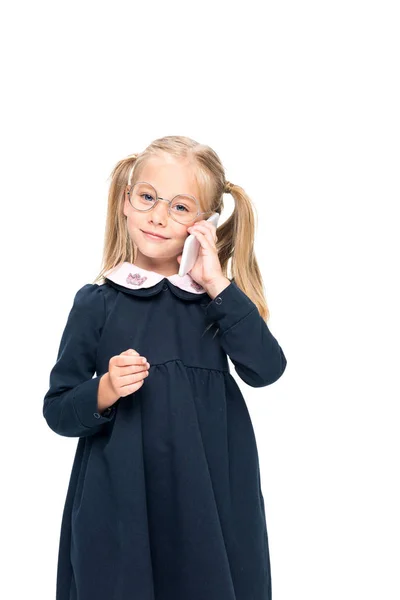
[173,204,189,212]
[141,193,155,202]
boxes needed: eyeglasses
[126,180,213,225]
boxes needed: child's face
[123,154,203,273]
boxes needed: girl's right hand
[108,349,150,398]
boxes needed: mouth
[141,230,170,241]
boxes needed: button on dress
[43,262,287,600]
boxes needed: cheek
[127,213,144,229]
[125,215,143,241]
[171,223,190,240]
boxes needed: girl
[43,135,287,600]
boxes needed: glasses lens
[130,182,157,211]
[170,195,199,224]
[129,183,199,224]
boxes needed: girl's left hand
[177,220,224,290]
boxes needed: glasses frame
[127,171,214,225]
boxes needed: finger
[189,223,217,241]
[119,370,149,387]
[197,220,217,235]
[188,229,214,253]
[116,363,150,376]
[189,226,217,248]
[113,355,148,367]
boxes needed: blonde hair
[93,135,270,320]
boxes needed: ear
[123,186,130,217]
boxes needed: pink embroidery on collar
[127,272,148,286]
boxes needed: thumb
[177,254,182,264]
[121,349,139,356]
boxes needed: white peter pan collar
[104,262,206,294]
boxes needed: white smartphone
[178,212,220,277]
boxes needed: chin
[135,242,176,258]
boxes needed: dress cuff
[72,376,117,429]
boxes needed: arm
[42,284,117,438]
[204,280,287,387]
[97,372,120,412]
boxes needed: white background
[1,1,399,598]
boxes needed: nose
[150,198,169,224]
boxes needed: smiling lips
[141,230,170,241]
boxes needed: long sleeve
[43,284,117,438]
[204,281,287,387]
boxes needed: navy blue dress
[43,271,287,600]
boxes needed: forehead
[138,155,200,197]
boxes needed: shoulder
[71,282,113,314]
[71,281,118,318]
[73,282,105,308]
